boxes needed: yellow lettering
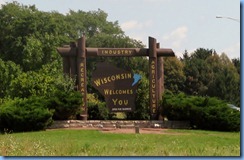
[153,109,156,113]
[103,77,107,84]
[104,89,109,95]
[112,99,118,105]
[111,76,116,81]
[116,74,120,79]
[152,93,156,98]
[94,79,101,87]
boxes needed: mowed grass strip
[0,129,240,156]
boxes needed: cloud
[0,0,5,5]
[0,0,6,9]
[143,0,171,3]
[221,42,240,59]
[162,26,188,48]
[121,20,153,31]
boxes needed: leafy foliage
[182,49,240,107]
[126,73,150,120]
[0,97,53,132]
[48,91,83,120]
[87,93,114,120]
[0,58,22,98]
[164,57,185,93]
[161,91,240,131]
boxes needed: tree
[0,58,22,98]
[182,48,215,96]
[206,53,240,106]
[7,63,76,99]
[0,2,69,71]
[164,57,185,93]
[65,9,124,40]
[182,49,240,107]
[232,58,240,75]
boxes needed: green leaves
[182,49,240,106]
[161,92,240,131]
[0,96,53,132]
[0,59,22,98]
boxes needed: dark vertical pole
[157,43,164,100]
[157,43,164,120]
[77,36,87,120]
[149,37,158,120]
[63,57,70,77]
[70,42,77,79]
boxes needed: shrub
[126,73,150,120]
[0,97,53,133]
[48,90,83,120]
[87,94,114,120]
[161,91,240,131]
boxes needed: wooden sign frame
[57,36,175,120]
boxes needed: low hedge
[48,91,83,120]
[0,97,53,133]
[161,91,240,131]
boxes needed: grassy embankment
[0,129,240,156]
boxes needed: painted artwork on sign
[91,62,141,112]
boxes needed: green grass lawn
[0,129,240,156]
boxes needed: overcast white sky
[0,0,241,59]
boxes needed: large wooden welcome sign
[91,62,141,112]
[57,36,175,120]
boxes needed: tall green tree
[182,48,215,96]
[182,49,240,106]
[0,58,22,98]
[232,58,240,75]
[164,57,185,93]
[206,53,240,106]
[0,2,69,71]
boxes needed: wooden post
[77,36,88,120]
[157,43,164,100]
[157,43,164,120]
[149,37,158,120]
[69,42,77,79]
[62,57,70,77]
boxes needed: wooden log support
[149,37,158,120]
[77,36,88,120]
[157,43,164,102]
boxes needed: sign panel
[149,58,158,115]
[97,49,136,56]
[79,61,86,111]
[91,62,141,112]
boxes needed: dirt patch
[48,127,188,135]
[99,128,166,134]
[99,128,188,135]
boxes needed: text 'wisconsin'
[93,73,132,87]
